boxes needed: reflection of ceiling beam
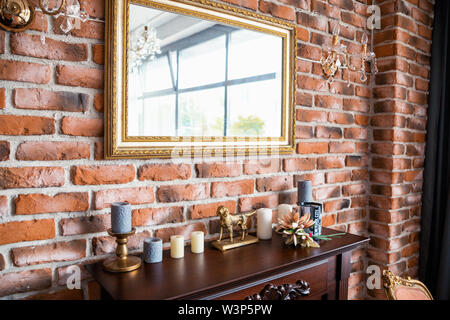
[130,6,216,47]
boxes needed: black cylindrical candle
[297,180,312,204]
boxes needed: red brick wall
[367,0,434,299]
[0,0,433,299]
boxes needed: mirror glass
[127,3,284,138]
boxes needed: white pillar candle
[170,235,184,259]
[256,208,273,240]
[277,204,293,221]
[190,231,204,253]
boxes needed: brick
[138,164,190,181]
[196,162,241,178]
[311,0,340,18]
[329,142,355,153]
[80,0,105,19]
[94,141,104,160]
[297,109,327,122]
[346,155,368,167]
[190,201,237,219]
[315,95,342,109]
[0,31,4,54]
[297,43,322,60]
[313,186,340,201]
[0,219,55,245]
[344,128,368,140]
[0,166,64,189]
[54,18,104,39]
[211,179,254,198]
[94,93,104,112]
[157,183,209,202]
[0,196,7,216]
[16,141,90,161]
[296,125,314,138]
[94,187,155,209]
[315,126,342,139]
[14,88,88,112]
[61,117,103,137]
[244,159,280,174]
[0,268,52,297]
[0,115,55,135]
[0,141,9,161]
[60,214,110,236]
[371,143,405,155]
[343,184,366,196]
[56,65,103,89]
[322,214,337,227]
[10,33,87,61]
[297,75,327,91]
[294,173,325,186]
[0,59,51,84]
[0,88,5,108]
[239,194,278,211]
[29,10,48,32]
[297,12,327,31]
[325,171,351,184]
[256,176,293,192]
[296,92,313,106]
[15,192,88,215]
[337,209,361,223]
[324,198,350,212]
[259,1,295,21]
[317,156,345,169]
[296,27,309,42]
[221,0,257,11]
[328,112,354,125]
[93,44,104,64]
[93,231,151,255]
[72,165,135,185]
[154,223,207,243]
[283,158,315,171]
[297,142,328,154]
[133,207,184,226]
[56,263,93,286]
[11,240,86,266]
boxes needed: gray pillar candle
[297,180,312,204]
[143,238,163,263]
[111,202,132,234]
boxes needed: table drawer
[215,260,329,300]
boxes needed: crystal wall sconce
[320,23,378,86]
[129,25,162,72]
[0,0,88,34]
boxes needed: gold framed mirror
[105,0,296,158]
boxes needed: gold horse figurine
[217,206,256,242]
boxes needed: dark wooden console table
[86,228,368,300]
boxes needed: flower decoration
[275,211,345,248]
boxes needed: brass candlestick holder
[103,228,142,273]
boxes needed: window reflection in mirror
[128,4,284,138]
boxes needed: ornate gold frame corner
[382,270,433,300]
[104,0,297,159]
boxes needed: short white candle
[170,235,184,259]
[256,208,273,240]
[278,204,293,220]
[190,231,204,253]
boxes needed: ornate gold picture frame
[104,0,297,159]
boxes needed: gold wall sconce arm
[0,0,87,33]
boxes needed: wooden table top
[86,228,368,300]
